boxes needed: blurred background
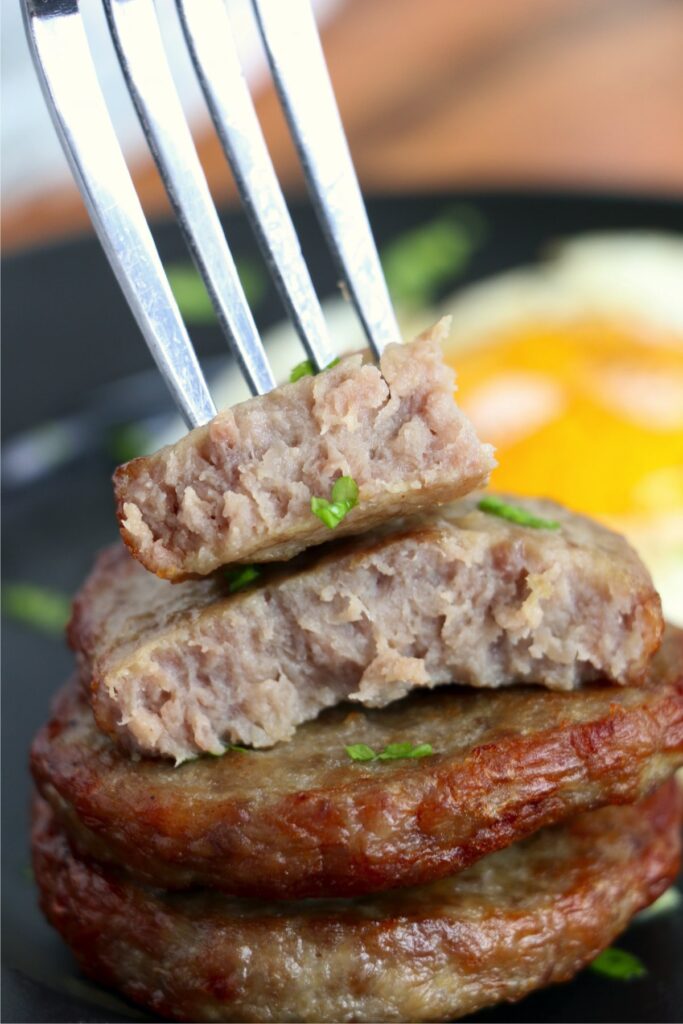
[2,5,683,1018]
[2,0,683,617]
[3,0,683,242]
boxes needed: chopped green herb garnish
[311,498,346,529]
[345,743,377,762]
[329,476,358,506]
[108,423,152,463]
[2,583,71,635]
[235,259,267,308]
[225,565,261,593]
[290,359,315,382]
[311,476,359,529]
[167,259,266,323]
[290,356,342,383]
[326,357,341,369]
[589,947,646,981]
[346,742,434,762]
[634,885,681,923]
[382,205,485,309]
[477,496,561,530]
[378,742,433,760]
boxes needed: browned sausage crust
[114,321,495,581]
[70,494,662,760]
[32,783,682,1023]
[32,626,683,900]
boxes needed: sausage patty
[71,494,662,760]
[32,783,682,1023]
[114,320,495,580]
[33,626,683,899]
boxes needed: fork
[22,0,400,430]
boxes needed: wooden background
[4,0,683,252]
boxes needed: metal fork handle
[21,0,216,429]
[177,0,336,372]
[251,0,400,357]
[104,0,275,395]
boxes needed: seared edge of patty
[70,494,662,760]
[114,320,495,580]
[32,783,682,1023]
[32,627,683,899]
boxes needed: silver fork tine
[104,0,275,395]
[250,0,400,358]
[176,0,336,371]
[21,0,216,430]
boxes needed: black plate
[3,191,683,1023]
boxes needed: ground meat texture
[32,626,683,899]
[70,494,663,761]
[114,320,495,580]
[32,784,682,1023]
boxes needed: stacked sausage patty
[31,326,683,1023]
